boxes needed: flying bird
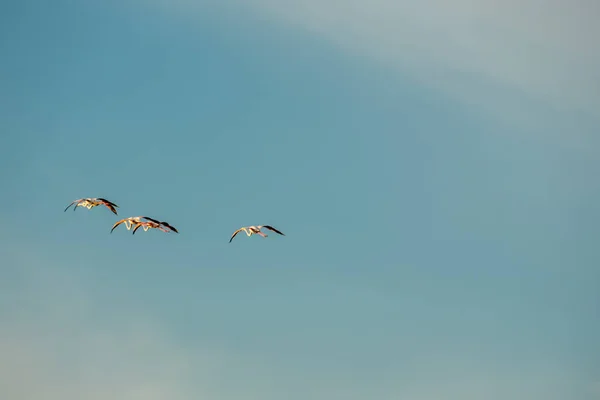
[229,225,285,243]
[64,197,119,215]
[111,216,178,234]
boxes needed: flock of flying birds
[64,197,285,243]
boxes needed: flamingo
[111,216,178,234]
[64,197,119,215]
[229,225,285,243]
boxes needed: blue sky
[1,1,599,399]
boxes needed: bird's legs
[124,220,142,230]
[76,201,89,210]
[141,223,162,232]
[80,201,97,210]
[256,231,267,238]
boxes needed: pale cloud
[590,381,600,396]
[1,263,200,400]
[384,357,591,400]
[0,250,249,400]
[0,322,197,400]
[140,0,600,125]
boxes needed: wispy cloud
[142,0,600,124]
[0,321,198,400]
[252,0,599,118]
[0,262,196,400]
[0,248,259,400]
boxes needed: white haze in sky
[145,0,600,124]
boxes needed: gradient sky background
[1,1,599,399]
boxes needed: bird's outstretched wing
[229,228,243,243]
[142,217,178,233]
[132,223,144,235]
[97,198,119,215]
[161,222,178,233]
[97,198,118,208]
[103,203,118,215]
[262,225,285,236]
[64,198,84,212]
[110,218,130,233]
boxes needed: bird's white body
[78,200,96,209]
[241,226,267,237]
